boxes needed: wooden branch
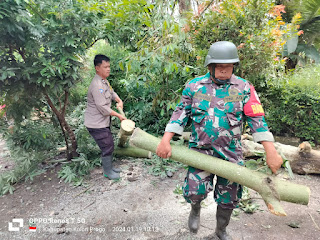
[61,90,69,116]
[43,91,60,117]
[129,128,311,216]
[114,146,152,159]
[117,106,126,118]
[199,0,215,17]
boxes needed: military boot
[188,202,201,233]
[215,205,233,240]
[102,155,120,180]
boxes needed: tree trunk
[129,128,310,216]
[114,146,152,159]
[44,90,78,160]
[242,139,320,175]
[178,0,191,15]
[118,119,135,147]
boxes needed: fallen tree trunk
[130,128,310,216]
[118,119,135,147]
[242,140,320,175]
[114,146,152,159]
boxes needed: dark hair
[94,55,110,66]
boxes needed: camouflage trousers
[182,149,243,209]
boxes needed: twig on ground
[308,212,320,230]
[73,185,93,198]
[75,200,96,214]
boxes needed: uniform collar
[199,72,212,84]
[229,74,238,85]
[94,74,108,84]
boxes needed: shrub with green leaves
[186,0,299,86]
[264,64,320,144]
[4,119,62,151]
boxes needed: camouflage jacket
[165,72,274,164]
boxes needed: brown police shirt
[84,74,119,128]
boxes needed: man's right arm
[156,132,175,158]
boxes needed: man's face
[95,60,110,79]
[210,63,234,80]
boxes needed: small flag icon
[29,226,36,232]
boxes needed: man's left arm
[111,90,123,110]
[243,84,283,174]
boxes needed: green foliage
[263,64,320,144]
[187,0,290,86]
[142,154,185,178]
[245,157,272,175]
[0,116,61,195]
[104,0,155,51]
[238,187,260,214]
[116,6,201,133]
[173,183,183,195]
[58,154,100,185]
[282,0,320,49]
[0,0,110,118]
[0,148,48,195]
[4,119,62,151]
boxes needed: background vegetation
[0,0,319,194]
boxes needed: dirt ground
[0,139,320,240]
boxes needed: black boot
[215,205,233,240]
[102,156,120,180]
[188,202,201,233]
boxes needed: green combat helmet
[204,41,239,66]
[204,41,239,84]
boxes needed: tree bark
[178,0,191,14]
[242,139,320,175]
[129,128,310,216]
[44,90,78,160]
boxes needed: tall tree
[0,0,110,159]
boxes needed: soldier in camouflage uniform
[156,41,283,240]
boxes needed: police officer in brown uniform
[84,55,126,180]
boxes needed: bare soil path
[0,138,319,240]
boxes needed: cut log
[118,119,135,147]
[242,140,320,175]
[114,146,152,159]
[129,128,310,216]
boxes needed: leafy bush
[186,0,300,86]
[0,148,47,195]
[263,64,320,144]
[4,118,62,151]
